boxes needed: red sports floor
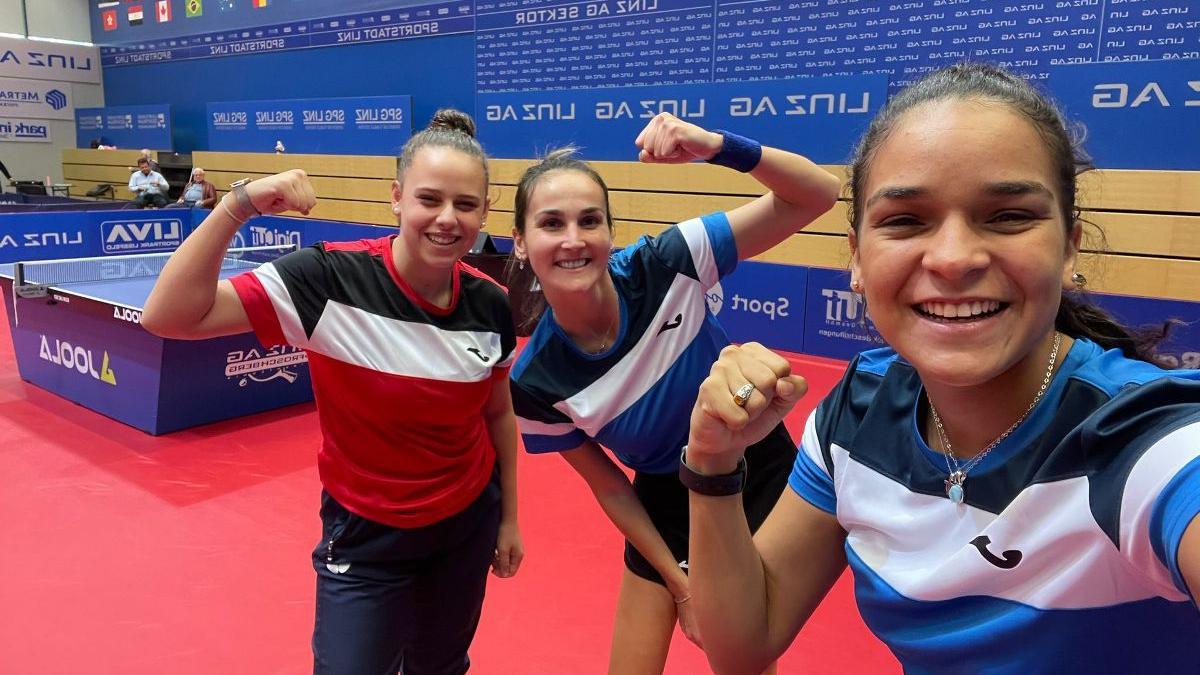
[0,307,899,674]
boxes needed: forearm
[142,199,242,335]
[487,409,520,524]
[593,481,688,594]
[689,493,776,673]
[748,145,840,213]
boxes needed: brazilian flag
[186,0,202,17]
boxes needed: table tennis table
[1,246,314,434]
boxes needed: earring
[851,279,862,292]
[1071,272,1087,288]
[392,206,401,215]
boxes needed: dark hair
[846,62,1171,364]
[396,108,488,189]
[505,147,615,331]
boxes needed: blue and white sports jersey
[791,338,1200,673]
[511,214,738,474]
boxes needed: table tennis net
[14,245,296,296]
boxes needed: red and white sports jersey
[230,236,515,528]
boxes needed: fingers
[701,343,792,430]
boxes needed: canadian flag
[157,0,172,22]
[102,9,118,31]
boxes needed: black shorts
[624,422,797,586]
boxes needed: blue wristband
[706,130,762,173]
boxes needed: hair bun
[428,109,476,138]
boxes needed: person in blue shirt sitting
[128,156,169,208]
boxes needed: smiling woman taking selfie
[683,63,1200,674]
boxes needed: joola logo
[113,306,142,324]
[1092,80,1200,108]
[39,335,117,385]
[102,219,183,254]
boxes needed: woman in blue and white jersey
[684,63,1200,674]
[507,113,841,670]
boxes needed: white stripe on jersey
[835,445,1173,609]
[1119,421,1200,600]
[553,274,708,437]
[307,301,502,383]
[800,411,829,479]
[680,217,720,288]
[516,416,577,437]
[255,263,310,348]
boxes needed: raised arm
[141,170,316,339]
[685,343,848,673]
[634,113,841,261]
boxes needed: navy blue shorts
[311,471,501,675]
[624,423,797,586]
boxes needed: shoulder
[812,347,911,449]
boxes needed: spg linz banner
[206,95,412,155]
[75,105,173,150]
[476,74,886,162]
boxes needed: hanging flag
[185,0,202,17]
[128,4,144,25]
[253,0,269,7]
[156,0,172,22]
[218,0,235,11]
[102,9,118,30]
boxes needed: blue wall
[102,34,474,153]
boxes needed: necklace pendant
[945,470,966,505]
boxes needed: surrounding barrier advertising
[710,261,808,354]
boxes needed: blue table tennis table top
[0,263,250,310]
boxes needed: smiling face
[514,169,614,296]
[391,145,488,273]
[850,98,1080,388]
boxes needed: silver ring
[732,383,755,407]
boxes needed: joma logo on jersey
[1092,80,1200,108]
[101,219,183,254]
[39,335,116,385]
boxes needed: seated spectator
[129,157,169,208]
[176,167,216,208]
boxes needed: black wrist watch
[678,446,747,496]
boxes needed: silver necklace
[930,332,1062,505]
[582,298,619,354]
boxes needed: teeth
[427,233,457,245]
[919,300,1000,319]
[557,259,587,269]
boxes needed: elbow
[816,170,842,209]
[140,303,190,339]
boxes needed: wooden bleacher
[63,148,1200,303]
[61,148,158,201]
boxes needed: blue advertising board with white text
[75,105,173,149]
[477,75,886,161]
[206,95,412,154]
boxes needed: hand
[634,112,723,164]
[242,169,317,216]
[687,343,808,474]
[491,520,524,578]
[675,593,704,648]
